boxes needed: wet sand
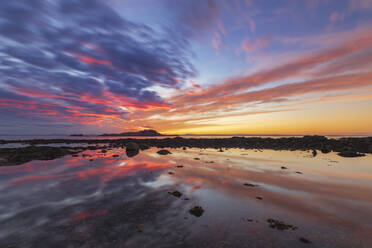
[0,147,372,247]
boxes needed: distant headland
[99,129,163,137]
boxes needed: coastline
[1,136,371,166]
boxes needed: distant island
[100,129,163,137]
[70,134,84,137]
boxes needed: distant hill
[100,129,163,137]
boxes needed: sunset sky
[0,0,372,135]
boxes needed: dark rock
[312,149,317,157]
[194,158,200,160]
[112,154,119,157]
[126,149,139,157]
[182,147,187,150]
[157,149,171,155]
[139,144,150,150]
[189,206,204,217]
[295,171,303,174]
[168,191,182,197]
[256,196,263,200]
[299,237,311,243]
[176,165,184,168]
[126,142,139,151]
[267,219,297,230]
[281,166,287,169]
[136,225,143,233]
[338,151,365,157]
[0,146,80,166]
[168,171,174,175]
[244,183,258,187]
[101,149,107,153]
[218,148,224,152]
[321,148,331,153]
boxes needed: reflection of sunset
[1,147,372,247]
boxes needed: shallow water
[0,148,371,248]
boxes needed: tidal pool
[0,147,371,248]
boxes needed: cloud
[241,37,270,53]
[0,0,196,133]
[125,26,372,133]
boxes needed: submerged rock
[168,191,182,198]
[157,149,171,155]
[267,219,297,230]
[189,206,204,217]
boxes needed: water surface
[0,148,371,247]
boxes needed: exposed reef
[0,135,371,166]
[0,146,81,166]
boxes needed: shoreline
[0,136,371,166]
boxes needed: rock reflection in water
[0,148,372,247]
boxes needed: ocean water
[0,134,370,141]
[0,147,371,247]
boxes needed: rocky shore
[0,136,371,166]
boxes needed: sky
[0,0,372,135]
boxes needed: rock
[267,219,297,230]
[126,142,139,151]
[168,171,174,175]
[182,147,187,150]
[194,158,200,160]
[72,154,79,157]
[312,149,317,157]
[101,149,107,153]
[337,151,365,157]
[256,196,263,200]
[0,146,80,166]
[168,191,182,198]
[189,206,204,217]
[112,154,119,157]
[176,165,184,168]
[281,166,287,170]
[295,171,303,174]
[244,183,258,187]
[157,149,171,155]
[299,237,311,243]
[218,148,224,152]
[136,224,143,233]
[321,148,331,153]
[139,144,150,150]
[126,149,139,157]
[89,159,93,162]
